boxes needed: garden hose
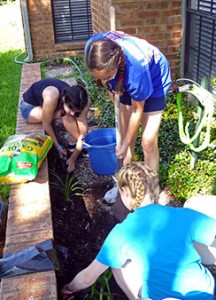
[174,79,216,152]
[63,57,88,88]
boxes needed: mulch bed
[48,146,126,299]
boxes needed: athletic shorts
[19,99,36,122]
[120,92,167,113]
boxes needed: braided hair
[85,38,125,96]
[116,162,160,211]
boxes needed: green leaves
[50,169,83,202]
[84,269,115,300]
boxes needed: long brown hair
[85,38,125,95]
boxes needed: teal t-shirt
[96,204,216,299]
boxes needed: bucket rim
[82,141,116,149]
[83,128,116,149]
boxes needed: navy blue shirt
[23,78,69,106]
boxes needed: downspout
[20,0,33,63]
[180,0,186,77]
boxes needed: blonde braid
[116,163,160,211]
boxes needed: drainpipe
[180,0,186,77]
[20,0,33,63]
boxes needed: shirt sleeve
[96,224,128,268]
[191,210,216,246]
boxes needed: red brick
[0,63,57,299]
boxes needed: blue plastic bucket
[83,128,118,175]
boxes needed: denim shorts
[19,99,36,122]
[120,92,167,112]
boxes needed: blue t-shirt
[96,204,216,299]
[85,31,172,100]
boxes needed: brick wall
[91,0,112,32]
[25,0,182,78]
[91,0,182,77]
[26,0,86,59]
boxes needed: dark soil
[48,146,126,300]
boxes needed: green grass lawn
[0,2,24,197]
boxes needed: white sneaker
[103,184,118,204]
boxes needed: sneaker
[81,149,89,158]
[67,143,76,153]
[103,184,118,204]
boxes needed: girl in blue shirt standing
[85,31,172,172]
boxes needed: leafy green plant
[50,169,83,202]
[84,269,114,300]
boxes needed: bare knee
[142,139,158,155]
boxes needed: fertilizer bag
[0,133,53,184]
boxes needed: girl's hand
[109,91,115,104]
[61,284,78,299]
[56,145,67,158]
[116,142,127,159]
[66,157,76,173]
[116,142,133,166]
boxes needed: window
[184,0,216,90]
[52,0,93,43]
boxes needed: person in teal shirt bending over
[62,162,216,300]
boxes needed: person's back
[97,204,216,299]
[23,78,69,106]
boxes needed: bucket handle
[82,142,91,148]
[82,141,116,149]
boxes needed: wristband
[57,145,63,151]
